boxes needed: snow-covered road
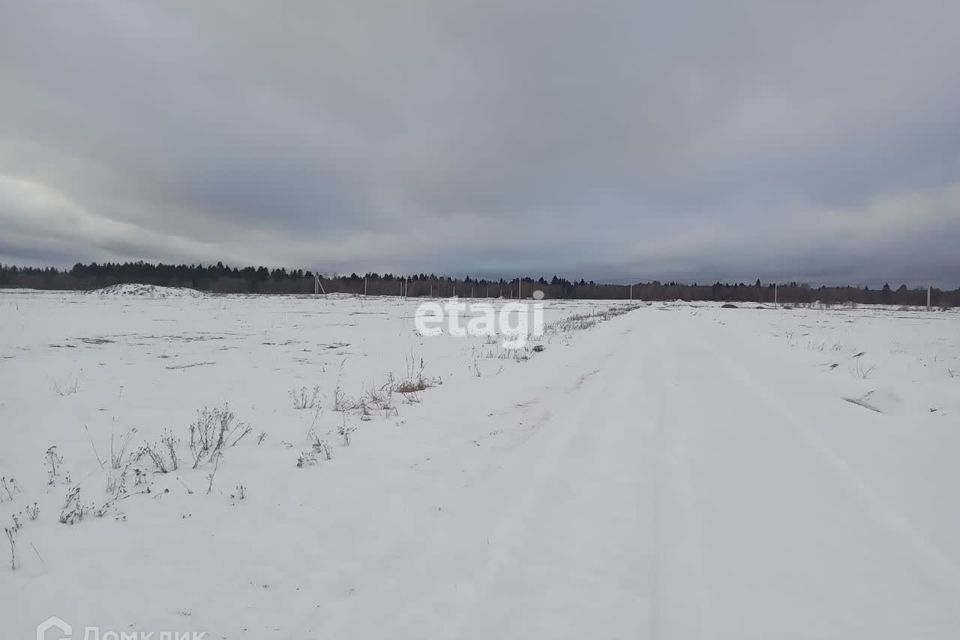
[296,308,960,639]
[3,292,958,638]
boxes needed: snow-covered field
[2,288,958,639]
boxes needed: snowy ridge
[88,283,205,298]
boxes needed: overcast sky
[2,1,959,285]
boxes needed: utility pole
[364,277,367,296]
[629,284,633,301]
[927,286,932,311]
[774,283,778,308]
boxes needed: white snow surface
[1,292,958,639]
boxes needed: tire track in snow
[647,334,717,640]
[695,333,960,609]
[446,328,655,639]
[638,308,960,638]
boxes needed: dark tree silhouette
[0,261,956,306]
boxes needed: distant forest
[1,261,957,307]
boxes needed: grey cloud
[1,1,958,285]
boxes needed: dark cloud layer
[2,1,959,285]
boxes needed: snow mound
[89,283,205,298]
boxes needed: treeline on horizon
[0,261,957,307]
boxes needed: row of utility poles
[397,277,527,299]
[315,276,937,309]
[315,276,531,299]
